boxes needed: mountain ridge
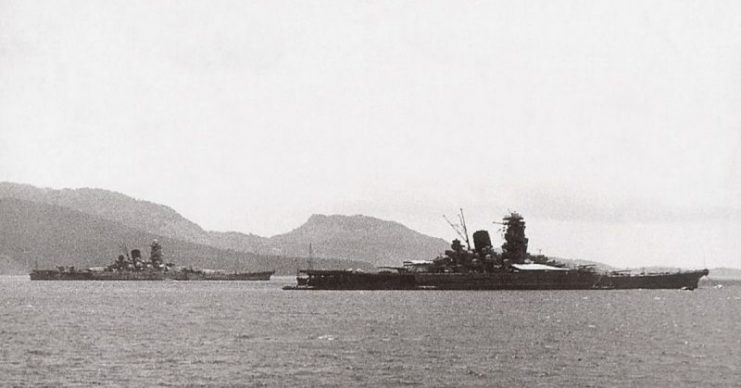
[0,182,450,267]
[0,197,373,274]
[0,182,211,244]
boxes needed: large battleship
[29,240,274,281]
[285,211,708,290]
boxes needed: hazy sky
[2,1,740,268]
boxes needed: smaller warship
[285,211,709,290]
[29,240,274,281]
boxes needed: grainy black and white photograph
[1,1,740,386]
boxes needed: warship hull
[283,270,416,290]
[285,269,709,291]
[596,270,709,289]
[30,269,171,281]
[286,211,710,291]
[30,269,274,281]
[29,240,275,281]
[173,270,274,281]
[413,271,599,290]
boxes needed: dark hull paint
[286,269,709,290]
[173,271,274,281]
[29,270,170,281]
[596,270,710,289]
[413,271,599,290]
[30,270,274,281]
[291,272,416,290]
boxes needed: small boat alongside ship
[29,240,274,281]
[285,211,709,291]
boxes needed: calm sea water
[1,276,739,387]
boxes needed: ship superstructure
[286,211,708,290]
[30,240,273,281]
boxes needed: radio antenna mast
[119,243,130,260]
[458,208,471,250]
[443,209,471,250]
[443,214,466,242]
[308,243,314,271]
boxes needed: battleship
[285,211,709,290]
[29,240,274,281]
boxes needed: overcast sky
[1,1,740,268]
